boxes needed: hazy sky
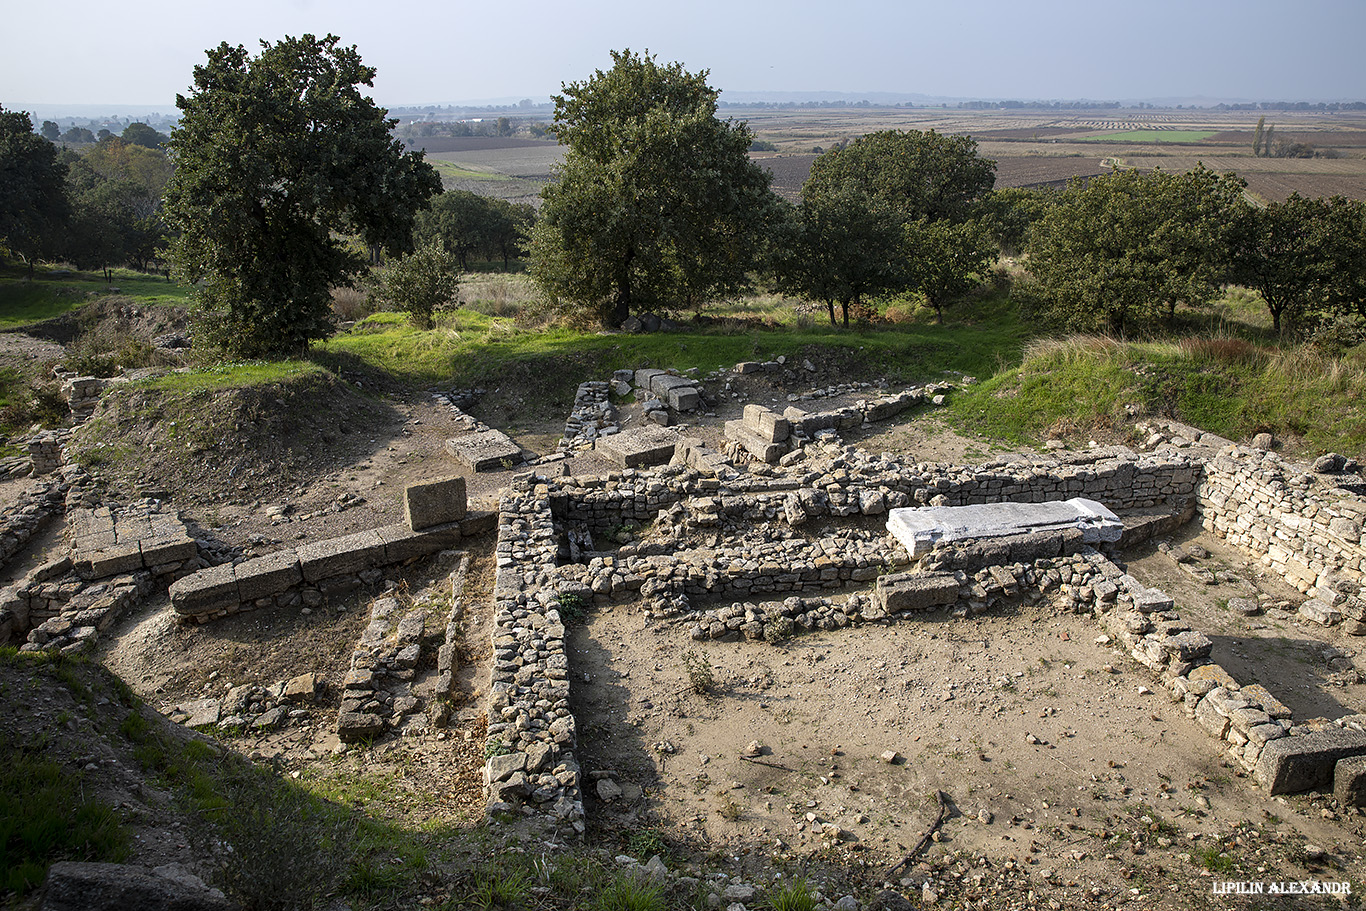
[4,0,1365,112]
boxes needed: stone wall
[0,473,69,576]
[485,479,584,837]
[551,447,1199,540]
[1198,447,1366,629]
[168,515,491,621]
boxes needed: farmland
[408,107,1366,205]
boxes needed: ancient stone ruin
[3,362,1365,846]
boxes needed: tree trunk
[612,247,635,327]
[826,300,836,326]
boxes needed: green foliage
[163,33,441,357]
[778,128,997,327]
[1226,193,1366,333]
[415,189,532,271]
[1026,165,1246,333]
[588,871,667,911]
[529,49,780,326]
[770,189,904,327]
[763,879,818,911]
[0,734,129,897]
[978,186,1056,255]
[0,105,70,268]
[682,649,716,695]
[119,121,169,149]
[803,128,996,224]
[556,592,587,623]
[460,858,533,910]
[378,241,461,328]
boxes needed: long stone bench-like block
[445,430,523,472]
[377,522,461,564]
[888,497,1123,558]
[460,510,497,537]
[79,542,144,579]
[234,550,303,601]
[169,563,239,616]
[141,536,198,567]
[876,572,960,613]
[298,529,386,584]
[1254,730,1366,794]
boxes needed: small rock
[880,750,902,764]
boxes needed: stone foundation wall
[168,515,491,621]
[0,474,68,575]
[551,449,1199,540]
[485,480,584,837]
[1198,447,1366,626]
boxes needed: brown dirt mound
[71,369,403,507]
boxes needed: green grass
[950,333,1366,459]
[130,359,327,393]
[1080,130,1218,144]
[0,265,190,329]
[0,733,129,897]
[320,291,1028,394]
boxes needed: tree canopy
[774,128,997,326]
[1226,193,1366,333]
[528,49,779,326]
[163,34,441,356]
[0,106,69,269]
[803,129,996,225]
[1025,165,1246,334]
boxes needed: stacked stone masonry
[168,515,492,621]
[486,481,585,836]
[1198,446,1366,629]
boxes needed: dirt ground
[5,313,1366,907]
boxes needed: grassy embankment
[4,263,1364,461]
[0,266,189,330]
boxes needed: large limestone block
[233,549,303,601]
[876,572,960,613]
[887,498,1123,558]
[404,476,467,531]
[168,563,238,616]
[596,426,679,468]
[444,430,523,472]
[742,404,790,443]
[297,529,386,584]
[1253,730,1366,794]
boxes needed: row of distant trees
[0,109,174,278]
[5,39,1365,360]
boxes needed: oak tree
[528,49,779,326]
[163,34,441,356]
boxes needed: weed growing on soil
[762,879,818,911]
[681,650,716,695]
[587,871,667,911]
[557,592,587,623]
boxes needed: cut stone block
[1253,730,1366,794]
[79,542,144,579]
[742,404,790,443]
[876,572,960,613]
[634,368,666,388]
[139,536,198,567]
[724,420,784,463]
[596,426,679,468]
[459,510,497,537]
[169,563,238,617]
[650,373,693,396]
[667,386,700,412]
[1335,755,1366,807]
[734,361,762,374]
[887,498,1123,559]
[404,476,467,531]
[297,529,385,584]
[445,430,523,472]
[234,549,303,601]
